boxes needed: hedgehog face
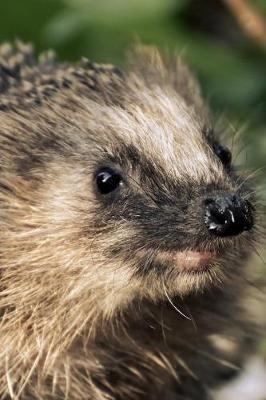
[9,86,252,319]
[71,89,255,305]
[0,48,255,329]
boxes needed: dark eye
[96,167,123,195]
[213,143,232,167]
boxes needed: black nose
[204,195,254,237]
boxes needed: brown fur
[0,41,260,399]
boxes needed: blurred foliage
[0,0,265,181]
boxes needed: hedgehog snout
[204,195,254,237]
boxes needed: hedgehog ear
[126,43,168,85]
[127,43,210,122]
[172,56,210,120]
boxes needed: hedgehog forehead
[94,89,224,185]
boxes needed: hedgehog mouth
[153,250,216,273]
[174,251,215,272]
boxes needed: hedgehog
[0,41,261,399]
